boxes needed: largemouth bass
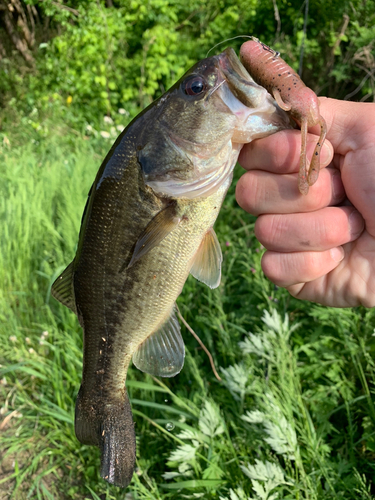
[52,47,290,488]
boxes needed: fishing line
[203,79,225,102]
[206,35,254,57]
[298,0,309,76]
[176,305,222,382]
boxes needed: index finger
[238,129,334,174]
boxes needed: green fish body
[52,48,291,487]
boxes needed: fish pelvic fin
[75,388,136,488]
[190,228,222,289]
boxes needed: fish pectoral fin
[51,261,77,313]
[132,306,185,377]
[127,203,181,269]
[190,228,222,289]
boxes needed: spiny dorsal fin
[128,203,181,269]
[132,306,185,377]
[51,261,76,313]
[190,228,222,289]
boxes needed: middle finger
[236,167,345,216]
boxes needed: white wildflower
[263,415,297,459]
[241,459,292,500]
[118,108,128,115]
[163,462,194,481]
[28,348,35,354]
[242,401,297,460]
[241,459,285,483]
[162,471,181,479]
[261,309,300,340]
[221,363,251,401]
[242,410,266,424]
[177,428,202,443]
[168,443,197,462]
[42,331,49,337]
[103,116,113,124]
[199,400,224,438]
[100,131,111,138]
[219,488,249,500]
[116,124,124,132]
[239,331,273,359]
[178,462,193,475]
[9,336,17,342]
[25,337,31,344]
[1,377,7,386]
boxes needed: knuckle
[261,251,284,284]
[236,173,261,215]
[255,214,286,248]
[321,223,341,247]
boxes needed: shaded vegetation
[0,0,374,131]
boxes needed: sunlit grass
[1,128,375,499]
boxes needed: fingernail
[330,247,345,262]
[349,210,365,238]
[332,170,345,200]
[320,141,332,165]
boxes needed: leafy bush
[0,0,374,135]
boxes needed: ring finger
[255,206,365,252]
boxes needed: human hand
[236,97,375,307]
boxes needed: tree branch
[11,0,34,48]
[1,2,34,65]
[328,14,349,69]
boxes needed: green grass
[1,124,375,500]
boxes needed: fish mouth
[220,47,255,83]
[215,47,291,141]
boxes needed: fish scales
[76,149,230,396]
[52,47,292,488]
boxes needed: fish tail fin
[75,388,136,488]
[99,393,136,487]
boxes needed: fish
[51,47,291,488]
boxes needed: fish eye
[183,76,207,96]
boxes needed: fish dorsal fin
[51,261,76,313]
[190,228,222,289]
[128,203,181,269]
[132,307,185,377]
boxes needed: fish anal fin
[132,306,185,377]
[128,203,181,269]
[51,261,76,313]
[190,228,222,289]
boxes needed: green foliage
[0,0,374,133]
